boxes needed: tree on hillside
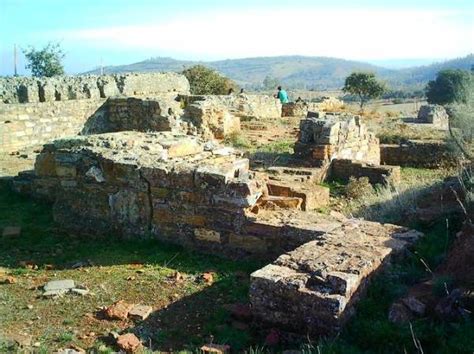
[426,69,471,105]
[23,42,65,77]
[182,65,237,95]
[342,72,385,110]
[263,75,279,90]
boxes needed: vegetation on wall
[182,65,238,95]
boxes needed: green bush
[182,65,237,95]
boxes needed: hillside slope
[86,54,473,90]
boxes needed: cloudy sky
[1,0,473,75]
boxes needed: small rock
[32,342,41,348]
[201,272,214,284]
[1,276,17,284]
[388,303,413,324]
[43,289,69,297]
[105,300,134,320]
[116,333,141,353]
[200,343,231,353]
[26,304,34,310]
[71,288,90,296]
[2,226,21,237]
[435,288,466,320]
[169,271,184,282]
[43,279,75,292]
[402,296,426,316]
[128,304,153,321]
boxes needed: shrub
[345,177,374,200]
[182,65,238,95]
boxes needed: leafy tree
[426,69,471,105]
[263,75,279,90]
[182,65,237,95]
[23,42,65,77]
[342,72,385,110]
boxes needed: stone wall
[294,115,380,166]
[281,102,308,117]
[417,104,449,129]
[250,220,421,335]
[180,94,282,119]
[331,159,401,185]
[380,141,454,168]
[0,72,190,104]
[81,95,183,135]
[0,99,106,153]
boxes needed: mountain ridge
[85,54,473,90]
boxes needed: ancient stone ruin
[6,72,424,337]
[417,104,449,129]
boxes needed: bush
[182,65,238,95]
[345,177,374,200]
[23,42,65,77]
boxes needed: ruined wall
[81,95,183,135]
[0,72,190,104]
[0,99,106,153]
[180,94,282,119]
[250,221,421,335]
[331,159,401,185]
[380,141,454,168]
[281,102,308,117]
[294,115,380,166]
[417,104,449,129]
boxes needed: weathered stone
[260,195,303,210]
[417,104,449,129]
[200,344,231,353]
[194,228,221,243]
[43,279,75,292]
[128,304,153,320]
[250,219,422,335]
[105,300,134,320]
[388,303,413,324]
[116,333,141,353]
[402,296,426,316]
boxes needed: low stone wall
[380,141,454,168]
[0,72,190,104]
[294,115,380,166]
[0,99,106,153]
[180,94,282,119]
[331,159,401,185]
[250,220,421,335]
[417,104,449,129]
[281,102,308,117]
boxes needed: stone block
[194,228,221,243]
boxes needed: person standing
[275,86,289,104]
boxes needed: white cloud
[56,8,474,60]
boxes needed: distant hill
[85,54,473,90]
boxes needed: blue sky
[1,0,473,75]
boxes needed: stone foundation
[331,159,401,185]
[380,141,454,168]
[250,220,422,335]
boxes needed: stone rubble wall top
[0,72,190,104]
